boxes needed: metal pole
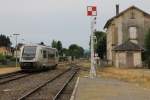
[90,17,96,78]
[13,34,20,67]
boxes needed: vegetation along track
[0,71,32,85]
[17,67,79,100]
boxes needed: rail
[17,68,72,100]
[53,68,78,100]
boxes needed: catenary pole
[13,34,20,67]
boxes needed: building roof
[104,6,150,29]
[113,41,144,51]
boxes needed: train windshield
[22,46,37,59]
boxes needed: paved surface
[0,67,20,75]
[73,77,150,100]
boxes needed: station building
[104,5,150,68]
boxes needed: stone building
[104,5,150,68]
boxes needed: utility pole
[13,34,20,67]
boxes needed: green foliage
[57,41,63,55]
[0,54,5,61]
[0,53,7,64]
[51,40,84,59]
[10,57,16,62]
[51,40,63,56]
[68,44,84,59]
[144,29,150,67]
[62,48,69,56]
[94,31,106,59]
[0,34,12,47]
[51,40,57,48]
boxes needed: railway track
[17,67,79,100]
[53,68,78,100]
[0,71,32,85]
[0,71,22,79]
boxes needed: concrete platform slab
[71,77,150,100]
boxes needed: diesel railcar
[19,44,59,71]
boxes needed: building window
[129,26,138,44]
[129,27,137,39]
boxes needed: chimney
[116,4,119,16]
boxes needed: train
[19,44,59,71]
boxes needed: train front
[19,45,38,71]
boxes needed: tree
[62,48,69,56]
[51,40,57,48]
[0,34,12,47]
[94,31,106,59]
[57,41,63,56]
[144,29,150,67]
[68,44,84,59]
[51,40,63,56]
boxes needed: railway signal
[87,6,97,16]
[86,5,97,78]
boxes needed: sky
[1,0,150,49]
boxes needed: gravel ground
[0,72,30,84]
[26,68,76,100]
[0,67,67,100]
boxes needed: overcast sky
[1,0,150,49]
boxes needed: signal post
[87,6,97,78]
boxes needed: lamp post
[13,34,20,67]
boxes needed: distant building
[0,47,13,56]
[14,43,24,59]
[104,5,150,68]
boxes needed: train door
[48,50,55,66]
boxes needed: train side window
[43,50,47,58]
[48,53,55,58]
[56,52,58,57]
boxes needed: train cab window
[43,50,47,58]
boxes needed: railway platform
[0,67,20,75]
[71,77,150,100]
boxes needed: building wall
[121,9,145,46]
[115,52,126,68]
[106,25,113,64]
[106,7,150,65]
[115,51,142,68]
[0,47,12,56]
[133,52,142,67]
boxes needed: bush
[145,29,150,67]
[0,54,5,61]
[10,57,16,62]
[5,55,12,59]
[0,54,7,64]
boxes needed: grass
[98,67,150,88]
[0,60,19,67]
[77,60,150,89]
